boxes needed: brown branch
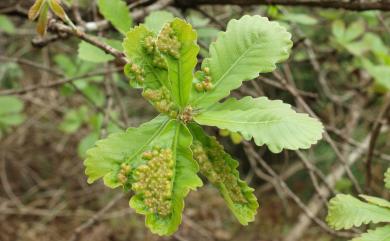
[47,20,127,65]
[177,0,390,11]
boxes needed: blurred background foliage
[0,1,389,241]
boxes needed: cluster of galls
[192,139,247,203]
[156,23,181,59]
[194,67,213,92]
[143,35,167,69]
[117,163,132,185]
[142,87,177,117]
[132,146,174,216]
[126,61,145,84]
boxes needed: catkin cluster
[142,87,177,117]
[143,35,167,69]
[192,139,247,203]
[126,62,145,84]
[132,146,174,216]
[194,67,213,92]
[117,163,132,185]
[156,24,181,59]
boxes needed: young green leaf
[97,0,132,34]
[28,0,45,20]
[191,15,292,109]
[130,120,202,235]
[144,11,175,34]
[194,96,323,153]
[84,115,170,187]
[48,0,66,21]
[327,194,390,230]
[352,225,390,241]
[157,18,199,107]
[189,123,258,225]
[36,2,49,36]
[385,168,390,190]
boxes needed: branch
[47,20,127,65]
[177,0,390,11]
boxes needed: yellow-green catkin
[192,139,247,203]
[194,67,213,92]
[132,146,174,216]
[156,23,181,59]
[143,35,167,69]
[142,87,177,117]
[117,163,132,185]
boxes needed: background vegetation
[0,0,389,240]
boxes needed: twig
[243,142,356,239]
[67,193,124,241]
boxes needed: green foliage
[78,39,123,63]
[327,172,390,241]
[194,97,323,153]
[0,15,15,34]
[191,15,292,109]
[97,0,132,34]
[362,59,390,91]
[85,15,323,235]
[0,96,25,137]
[59,106,88,134]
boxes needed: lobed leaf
[194,96,323,153]
[84,116,202,235]
[97,0,132,34]
[189,123,258,224]
[84,115,170,187]
[326,194,390,230]
[191,15,292,109]
[352,225,390,241]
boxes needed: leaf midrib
[193,41,264,107]
[127,118,170,161]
